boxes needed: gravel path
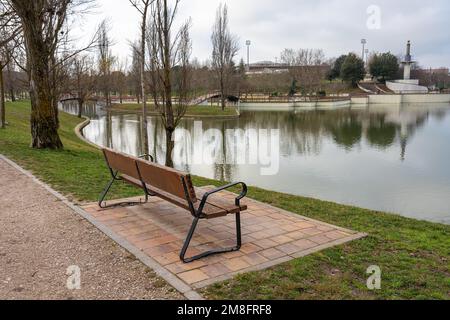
[0,158,182,300]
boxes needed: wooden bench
[99,148,248,263]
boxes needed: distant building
[246,61,329,76]
[246,61,290,75]
[417,68,449,76]
[412,68,450,90]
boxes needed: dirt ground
[0,158,182,300]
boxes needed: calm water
[63,102,450,224]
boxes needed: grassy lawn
[109,103,238,117]
[1,101,449,300]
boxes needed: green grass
[1,101,449,300]
[0,101,141,202]
[109,103,238,117]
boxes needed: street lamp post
[365,48,369,68]
[246,40,251,72]
[361,39,367,61]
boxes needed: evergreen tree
[340,53,365,86]
[289,79,297,96]
[238,58,246,75]
[328,55,348,80]
[369,52,399,82]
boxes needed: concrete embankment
[240,94,450,111]
[349,93,450,106]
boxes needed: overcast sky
[74,0,450,68]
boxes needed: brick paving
[83,188,366,289]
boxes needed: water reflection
[62,101,450,224]
[60,101,100,119]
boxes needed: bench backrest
[103,148,140,180]
[136,159,197,204]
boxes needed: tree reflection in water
[62,101,450,223]
[63,101,446,167]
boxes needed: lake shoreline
[78,102,450,224]
[105,103,241,119]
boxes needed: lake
[63,102,450,224]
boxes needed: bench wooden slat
[121,169,233,218]
[194,202,229,219]
[135,159,196,202]
[103,148,140,180]
[143,185,228,219]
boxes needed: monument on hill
[386,41,428,94]
[402,41,414,80]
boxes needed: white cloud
[74,0,450,68]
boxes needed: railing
[352,91,450,96]
[239,95,350,104]
[190,91,221,105]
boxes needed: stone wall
[386,81,429,94]
[239,94,450,110]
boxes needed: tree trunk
[165,128,174,168]
[106,111,113,149]
[6,62,16,102]
[163,0,175,167]
[140,4,150,161]
[16,11,64,149]
[220,75,226,110]
[29,81,63,149]
[78,98,83,118]
[0,63,5,129]
[104,89,110,107]
[27,49,63,149]
[221,96,226,110]
[50,55,59,129]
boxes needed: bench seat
[120,182,247,219]
[99,148,248,263]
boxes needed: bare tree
[1,40,22,128]
[0,2,20,128]
[2,53,28,101]
[112,59,127,104]
[0,49,11,128]
[2,0,96,149]
[129,43,142,103]
[147,0,192,167]
[189,59,216,97]
[129,0,153,160]
[211,3,239,110]
[280,48,326,96]
[0,2,21,47]
[5,59,16,101]
[70,54,96,118]
[97,21,115,107]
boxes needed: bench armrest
[138,154,154,162]
[197,182,248,217]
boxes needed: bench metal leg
[98,177,150,209]
[180,212,242,264]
